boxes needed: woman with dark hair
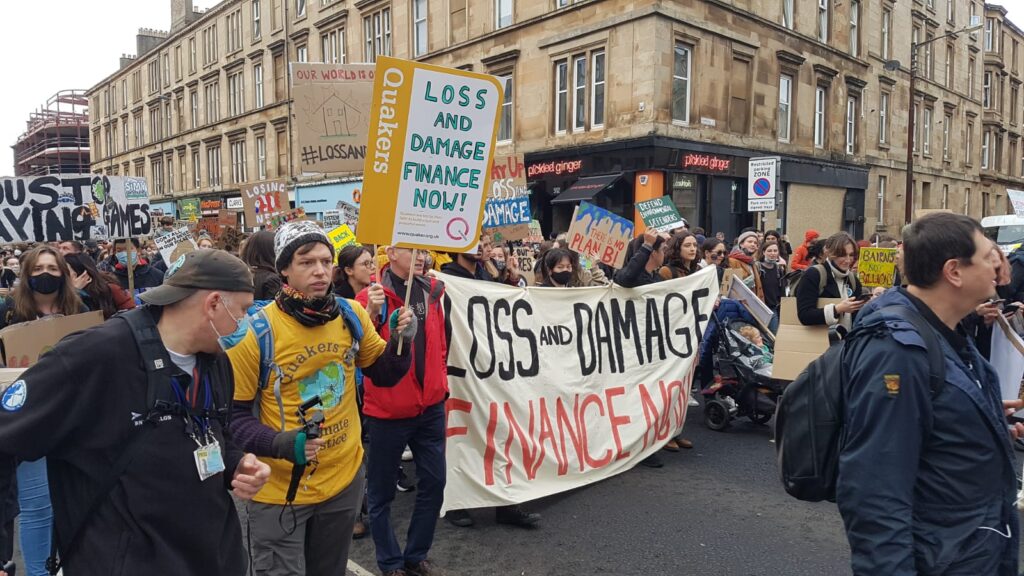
[0,246,89,576]
[0,255,19,290]
[659,232,701,279]
[64,253,135,319]
[764,230,790,263]
[240,230,282,300]
[334,245,377,302]
[539,248,576,287]
[795,231,867,329]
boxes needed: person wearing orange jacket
[355,247,449,576]
[790,229,820,271]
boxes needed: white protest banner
[154,227,198,264]
[440,266,718,512]
[1009,189,1024,218]
[992,315,1024,401]
[0,174,151,242]
[357,56,504,251]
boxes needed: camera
[297,395,324,440]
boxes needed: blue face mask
[116,251,140,267]
[211,302,250,351]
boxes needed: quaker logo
[166,254,187,279]
[1,380,27,412]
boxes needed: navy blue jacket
[837,289,1019,575]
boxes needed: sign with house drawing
[292,63,375,174]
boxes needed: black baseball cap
[140,249,254,306]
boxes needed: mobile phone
[853,293,871,302]
[1004,303,1021,315]
[2,560,15,576]
[990,298,1007,308]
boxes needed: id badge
[194,440,226,481]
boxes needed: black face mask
[551,270,573,286]
[29,273,64,295]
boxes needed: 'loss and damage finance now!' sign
[357,56,504,252]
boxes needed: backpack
[774,304,945,503]
[248,297,364,430]
[784,264,826,297]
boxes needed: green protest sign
[635,196,686,232]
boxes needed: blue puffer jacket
[699,298,755,366]
[837,288,1019,576]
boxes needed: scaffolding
[12,90,90,176]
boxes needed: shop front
[294,180,362,225]
[525,136,868,241]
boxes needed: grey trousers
[247,466,365,576]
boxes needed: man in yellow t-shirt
[227,220,415,576]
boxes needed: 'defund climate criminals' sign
[356,56,504,252]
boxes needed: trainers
[445,509,474,527]
[397,467,416,493]
[688,395,700,407]
[352,516,369,540]
[495,505,541,527]
[640,453,664,468]
[405,559,445,576]
[402,446,414,462]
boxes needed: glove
[271,429,308,465]
[388,308,418,342]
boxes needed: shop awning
[550,173,623,204]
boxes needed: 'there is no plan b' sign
[356,56,504,252]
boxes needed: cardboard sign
[0,175,151,242]
[328,224,358,251]
[526,220,544,244]
[0,311,104,368]
[357,56,504,251]
[265,208,308,230]
[1009,189,1024,218]
[490,223,530,243]
[857,248,898,288]
[178,198,200,222]
[772,297,842,381]
[483,197,531,229]
[154,227,198,264]
[218,209,238,228]
[636,196,686,233]
[991,315,1024,401]
[566,202,634,269]
[292,63,375,174]
[240,179,289,228]
[490,154,527,200]
[512,242,537,285]
[322,210,342,229]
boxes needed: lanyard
[169,367,214,444]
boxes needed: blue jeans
[365,402,446,572]
[17,458,52,576]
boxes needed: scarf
[759,259,778,270]
[276,284,340,327]
[827,260,851,282]
[729,247,754,266]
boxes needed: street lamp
[885,17,983,225]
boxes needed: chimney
[136,28,169,57]
[171,0,203,33]
[119,53,137,70]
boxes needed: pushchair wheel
[748,410,773,425]
[704,399,732,431]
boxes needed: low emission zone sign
[747,157,779,212]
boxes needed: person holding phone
[795,232,867,331]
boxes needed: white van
[981,214,1024,254]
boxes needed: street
[348,404,851,576]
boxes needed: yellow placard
[857,247,898,288]
[328,224,358,252]
[357,56,504,252]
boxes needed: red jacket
[790,229,820,271]
[356,270,449,419]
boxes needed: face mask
[8,265,18,274]
[494,260,506,272]
[551,270,573,286]
[29,273,64,295]
[116,251,140,267]
[210,302,250,351]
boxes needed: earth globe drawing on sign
[297,363,345,409]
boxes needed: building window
[968,56,976,99]
[966,120,974,164]
[817,0,828,43]
[203,25,218,65]
[985,18,995,52]
[295,0,306,18]
[190,89,199,128]
[149,107,162,143]
[230,140,247,184]
[253,0,262,39]
[205,81,220,124]
[257,135,267,179]
[167,156,175,193]
[1012,85,1019,124]
[152,158,164,196]
[982,191,990,218]
[554,60,568,133]
[881,9,891,60]
[814,86,826,148]
[189,37,197,73]
[174,46,183,81]
[228,70,245,117]
[572,55,586,132]
[296,43,308,63]
[964,187,971,214]
[122,119,129,150]
[228,10,243,53]
[925,34,934,80]
[879,91,889,144]
[943,113,951,159]
[778,74,792,142]
[983,72,992,108]
[274,54,286,102]
[363,8,392,63]
[942,184,949,209]
[148,61,160,95]
[192,149,201,189]
[498,75,513,142]
[208,145,222,187]
[496,0,512,29]
[877,175,886,224]
[134,114,143,147]
[163,53,170,87]
[321,28,346,63]
[178,152,186,192]
[132,71,142,103]
[849,1,859,57]
[782,0,793,29]
[945,44,953,87]
[121,79,128,109]
[922,107,932,155]
[164,102,173,137]
[845,96,856,154]
[982,129,990,168]
[947,0,954,22]
[276,129,288,177]
[413,0,428,56]
[591,51,605,129]
[254,63,265,108]
[672,43,691,124]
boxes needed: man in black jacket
[616,228,669,288]
[0,249,270,576]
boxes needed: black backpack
[774,304,945,502]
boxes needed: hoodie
[790,229,820,271]
[1005,245,1024,303]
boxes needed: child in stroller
[701,316,785,431]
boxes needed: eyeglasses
[712,251,727,257]
[356,260,375,269]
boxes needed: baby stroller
[702,316,785,431]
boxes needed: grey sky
[0,1,1021,177]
